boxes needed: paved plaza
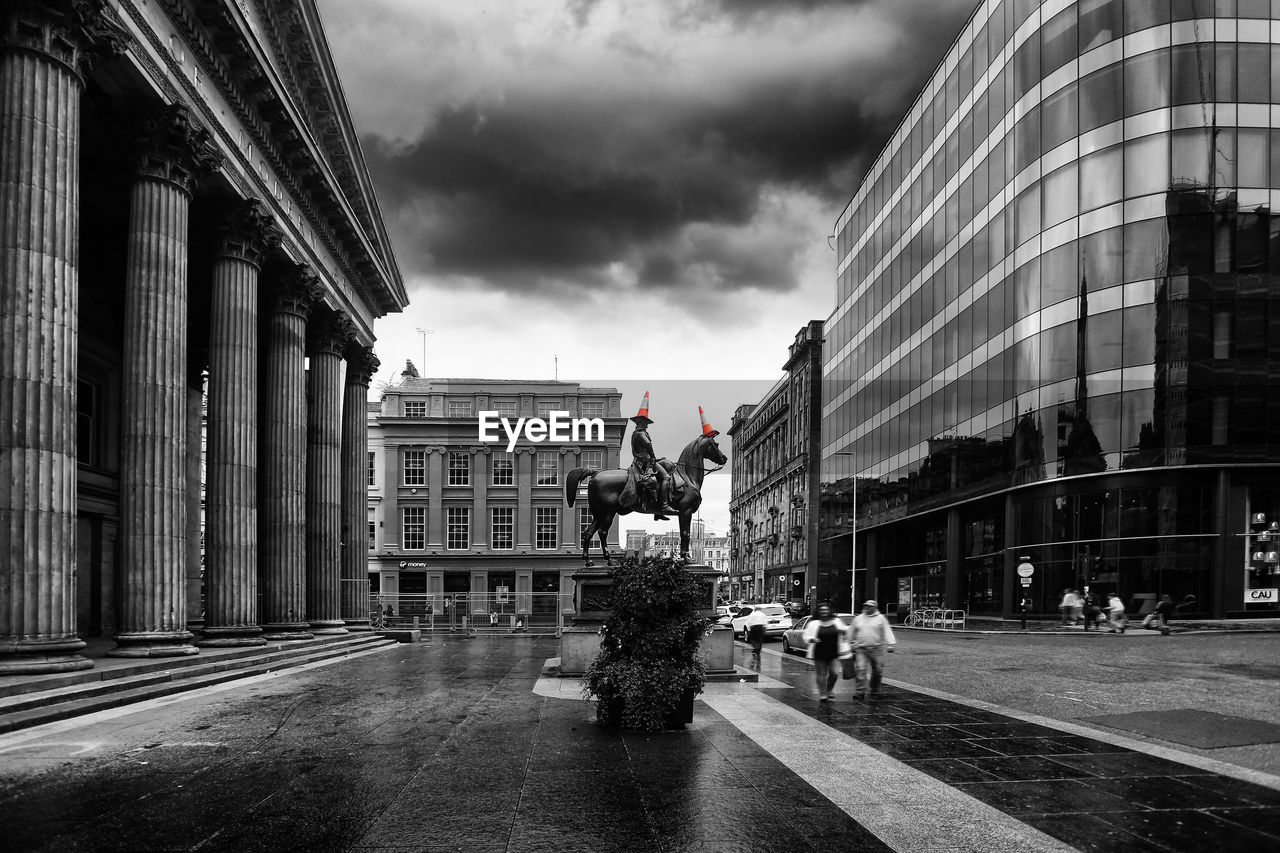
[1,632,1278,852]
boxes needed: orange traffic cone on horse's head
[631,392,652,425]
[699,406,718,437]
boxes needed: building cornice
[151,0,406,318]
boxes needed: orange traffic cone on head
[631,392,652,424]
[699,406,718,437]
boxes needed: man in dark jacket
[1081,587,1103,631]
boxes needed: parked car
[730,604,792,640]
[714,605,734,626]
[780,614,854,654]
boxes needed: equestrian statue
[566,394,727,565]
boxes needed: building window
[403,450,425,486]
[580,449,604,470]
[404,400,427,418]
[491,507,514,550]
[402,506,426,550]
[536,451,559,486]
[447,507,470,550]
[77,379,99,467]
[492,400,517,417]
[448,399,473,418]
[579,507,594,540]
[367,451,376,487]
[448,451,470,486]
[367,520,376,551]
[580,400,604,418]
[491,451,515,485]
[536,507,558,550]
[536,400,560,418]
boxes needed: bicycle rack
[906,608,966,630]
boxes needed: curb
[896,626,1280,636]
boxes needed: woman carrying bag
[802,602,852,702]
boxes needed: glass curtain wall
[821,0,1280,617]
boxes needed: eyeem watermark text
[478,411,605,452]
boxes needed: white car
[731,604,792,639]
[781,614,854,654]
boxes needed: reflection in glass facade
[821,0,1280,620]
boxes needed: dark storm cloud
[353,0,975,295]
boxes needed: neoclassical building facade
[366,377,625,626]
[0,1,407,673]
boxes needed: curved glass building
[821,0,1280,620]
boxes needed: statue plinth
[570,565,614,626]
[559,565,613,676]
[559,561,728,678]
[681,563,720,618]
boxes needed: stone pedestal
[569,565,614,626]
[0,1,122,673]
[340,345,378,631]
[199,202,277,647]
[698,625,736,674]
[681,563,721,618]
[558,566,612,675]
[558,627,602,677]
[305,310,349,636]
[260,268,319,640]
[112,106,220,659]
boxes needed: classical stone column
[199,201,279,647]
[306,310,350,635]
[0,1,124,673]
[111,106,222,658]
[260,267,320,639]
[184,359,205,632]
[340,344,379,630]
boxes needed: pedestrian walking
[1060,588,1081,625]
[744,606,767,660]
[1142,594,1175,634]
[1105,593,1127,633]
[802,602,850,702]
[849,599,896,700]
[1081,587,1103,631]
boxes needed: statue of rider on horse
[566,392,727,565]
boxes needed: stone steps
[0,633,395,735]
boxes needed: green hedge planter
[583,555,708,732]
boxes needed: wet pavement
[911,618,1280,634]
[1,634,1278,852]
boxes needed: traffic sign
[1017,562,1034,578]
[1020,577,1033,586]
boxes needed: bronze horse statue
[566,433,727,565]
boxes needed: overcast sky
[317,0,976,535]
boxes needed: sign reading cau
[477,411,605,452]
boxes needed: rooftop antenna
[554,354,558,380]
[415,328,434,376]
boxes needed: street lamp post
[834,451,856,611]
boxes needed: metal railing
[368,592,572,635]
[903,608,966,630]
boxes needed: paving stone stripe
[699,684,1076,853]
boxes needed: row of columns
[0,3,381,672]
